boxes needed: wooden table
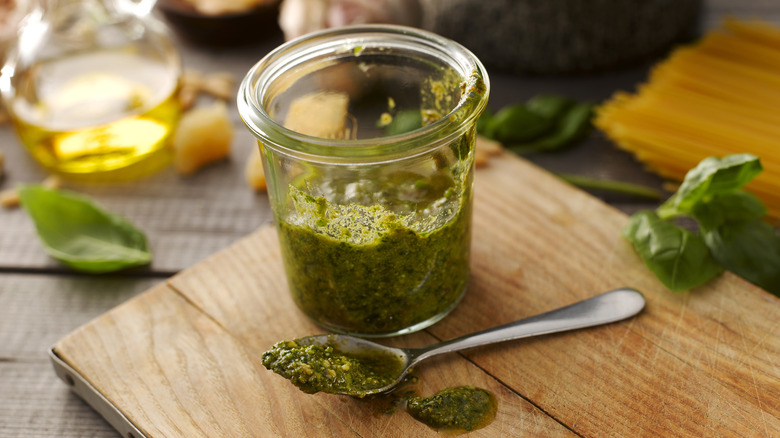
[1,1,777,436]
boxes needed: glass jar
[238,25,489,337]
[0,0,182,181]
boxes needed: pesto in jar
[277,164,473,336]
[261,339,404,397]
[406,386,497,432]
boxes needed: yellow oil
[8,48,181,181]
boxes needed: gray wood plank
[0,361,120,438]
[0,274,161,359]
[0,274,161,437]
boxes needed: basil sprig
[478,94,594,154]
[624,154,780,295]
[19,185,152,273]
[624,211,724,291]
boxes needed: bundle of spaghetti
[595,18,780,220]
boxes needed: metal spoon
[295,287,645,396]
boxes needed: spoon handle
[411,287,645,365]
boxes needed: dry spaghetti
[596,18,780,220]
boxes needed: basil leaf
[18,185,151,273]
[690,190,766,230]
[623,210,723,292]
[659,154,762,218]
[526,94,574,120]
[509,102,594,154]
[487,104,554,143]
[694,191,780,295]
[702,220,780,296]
[385,109,423,136]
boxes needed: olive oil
[7,49,181,180]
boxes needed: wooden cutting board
[51,154,780,437]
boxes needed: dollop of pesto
[406,386,497,432]
[261,339,403,397]
[277,165,473,336]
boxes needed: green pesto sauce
[277,168,473,336]
[261,339,404,397]
[406,386,497,432]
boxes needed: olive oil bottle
[0,0,182,181]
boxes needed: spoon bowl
[291,287,646,397]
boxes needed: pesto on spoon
[262,288,645,397]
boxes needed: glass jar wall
[239,25,489,337]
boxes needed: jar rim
[237,24,490,161]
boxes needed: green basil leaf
[623,210,723,292]
[509,102,594,154]
[384,109,423,136]
[488,104,554,143]
[702,219,780,296]
[690,190,766,230]
[526,94,575,120]
[659,154,762,218]
[18,185,151,273]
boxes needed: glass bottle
[0,0,182,181]
[238,25,489,337]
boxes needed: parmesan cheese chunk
[283,91,350,139]
[245,146,267,191]
[0,188,19,209]
[173,101,234,175]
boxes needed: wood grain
[167,223,573,437]
[429,156,780,436]
[57,284,366,437]
[55,282,570,437]
[164,154,779,437]
[51,153,779,437]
